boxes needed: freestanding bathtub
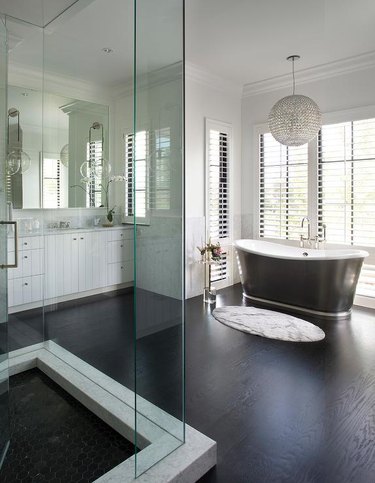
[234,239,369,318]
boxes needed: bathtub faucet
[300,216,311,248]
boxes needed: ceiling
[185,0,375,87]
[3,0,375,90]
[5,0,181,89]
[0,0,80,27]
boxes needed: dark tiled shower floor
[1,369,135,482]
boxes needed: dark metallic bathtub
[234,240,369,318]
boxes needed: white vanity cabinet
[107,229,134,285]
[8,236,44,308]
[8,227,134,311]
[44,230,108,298]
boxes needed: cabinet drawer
[108,240,133,263]
[8,275,43,307]
[110,229,133,242]
[20,236,44,251]
[107,261,134,285]
[8,249,43,280]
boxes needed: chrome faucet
[300,216,311,248]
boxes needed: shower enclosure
[0,1,211,480]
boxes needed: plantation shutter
[207,121,232,285]
[87,140,103,207]
[124,131,148,221]
[208,129,229,240]
[125,133,134,217]
[151,127,171,210]
[318,119,375,247]
[43,158,61,208]
[259,133,308,240]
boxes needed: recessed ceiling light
[102,48,113,54]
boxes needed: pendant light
[268,55,321,147]
[60,143,69,167]
[6,108,31,175]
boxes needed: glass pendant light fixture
[60,143,69,167]
[6,108,31,175]
[268,55,321,146]
[6,149,31,175]
[89,121,111,179]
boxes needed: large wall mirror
[7,86,109,209]
[5,4,117,212]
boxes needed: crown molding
[8,62,112,104]
[112,62,183,99]
[242,51,375,98]
[185,62,242,96]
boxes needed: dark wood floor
[7,283,375,482]
[187,284,375,483]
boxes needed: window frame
[40,151,68,209]
[123,130,151,225]
[205,118,234,289]
[254,105,375,307]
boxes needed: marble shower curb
[8,343,216,482]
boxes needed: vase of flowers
[197,239,223,304]
[100,175,125,227]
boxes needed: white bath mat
[212,306,325,342]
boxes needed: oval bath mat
[212,306,325,342]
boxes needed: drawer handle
[120,244,124,248]
[24,256,28,259]
[120,234,123,237]
[24,242,28,246]
[121,266,124,269]
[73,238,77,241]
[80,237,84,240]
[24,282,28,286]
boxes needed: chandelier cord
[292,58,296,95]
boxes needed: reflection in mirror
[6,86,109,209]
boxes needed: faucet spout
[301,216,311,240]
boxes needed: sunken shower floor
[1,369,135,482]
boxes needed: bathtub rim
[234,239,369,261]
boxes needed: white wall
[185,74,242,298]
[241,65,375,240]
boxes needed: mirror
[7,86,109,209]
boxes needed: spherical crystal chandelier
[268,55,321,146]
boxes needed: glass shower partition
[0,14,9,468]
[134,0,185,476]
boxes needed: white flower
[109,175,126,182]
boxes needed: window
[152,128,171,210]
[86,140,103,208]
[257,114,375,300]
[124,131,149,222]
[43,157,61,208]
[124,128,172,223]
[206,119,232,286]
[318,119,375,246]
[259,133,308,240]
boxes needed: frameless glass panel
[5,17,44,353]
[0,14,10,468]
[134,0,185,476]
[42,0,137,475]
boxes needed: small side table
[199,256,222,304]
